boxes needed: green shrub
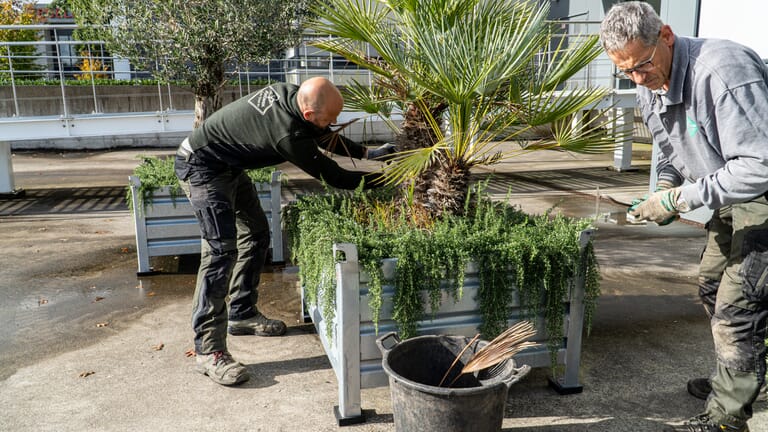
[126,154,276,211]
[285,185,600,366]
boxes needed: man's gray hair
[600,1,663,52]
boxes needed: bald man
[174,77,395,386]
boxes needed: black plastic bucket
[377,332,530,432]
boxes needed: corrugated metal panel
[129,171,283,274]
[307,231,593,421]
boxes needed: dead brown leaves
[439,320,537,388]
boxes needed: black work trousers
[175,152,271,355]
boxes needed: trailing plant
[126,154,276,212]
[285,184,600,365]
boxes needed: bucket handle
[502,363,532,389]
[375,332,400,355]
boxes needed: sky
[697,0,768,59]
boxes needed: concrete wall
[2,85,398,149]
[9,132,189,150]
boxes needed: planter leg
[548,229,594,395]
[334,406,365,426]
[333,243,364,425]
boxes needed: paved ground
[0,147,766,431]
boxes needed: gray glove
[366,143,397,160]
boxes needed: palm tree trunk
[412,160,471,218]
[397,102,470,217]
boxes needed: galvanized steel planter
[128,171,283,275]
[302,229,594,425]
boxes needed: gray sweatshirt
[637,35,768,210]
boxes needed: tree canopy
[71,0,311,125]
[0,0,43,78]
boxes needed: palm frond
[438,320,537,388]
[519,86,611,127]
[538,31,603,92]
[461,320,537,374]
[341,80,398,115]
[380,145,446,186]
[309,0,620,199]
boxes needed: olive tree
[71,0,310,126]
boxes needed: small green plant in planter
[126,155,277,211]
[285,183,600,366]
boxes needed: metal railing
[1,23,623,120]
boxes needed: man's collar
[664,36,689,105]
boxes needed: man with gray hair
[600,2,768,431]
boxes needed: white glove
[628,187,683,223]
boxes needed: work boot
[687,377,711,400]
[662,413,749,432]
[228,311,287,336]
[195,351,249,386]
[687,377,768,402]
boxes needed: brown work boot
[195,351,249,386]
[228,311,287,336]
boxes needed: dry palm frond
[437,333,480,388]
[318,118,361,162]
[462,321,537,374]
[439,320,537,388]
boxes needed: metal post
[53,28,69,119]
[87,46,100,113]
[237,66,243,98]
[6,45,19,117]
[548,228,593,394]
[165,82,173,110]
[0,141,23,197]
[155,59,164,112]
[333,243,365,426]
[612,107,634,171]
[129,176,152,274]
[268,171,284,263]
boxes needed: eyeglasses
[613,43,658,80]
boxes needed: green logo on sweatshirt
[687,117,698,137]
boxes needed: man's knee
[712,303,764,372]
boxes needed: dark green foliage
[285,184,600,363]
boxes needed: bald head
[297,77,344,129]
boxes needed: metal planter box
[128,171,283,275]
[302,229,593,425]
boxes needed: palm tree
[310,0,619,216]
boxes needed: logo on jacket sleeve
[686,117,698,137]
[248,87,280,115]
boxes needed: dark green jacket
[187,83,379,190]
